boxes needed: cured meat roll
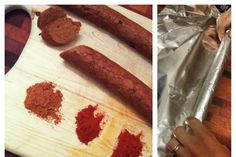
[62,5,152,61]
[60,45,152,124]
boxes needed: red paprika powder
[24,82,63,124]
[112,129,143,157]
[75,105,105,145]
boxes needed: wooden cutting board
[5,5,152,157]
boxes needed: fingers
[174,118,207,157]
[167,137,180,152]
[167,117,231,157]
[207,27,218,39]
[217,20,226,41]
[186,117,218,144]
[175,146,192,157]
[202,36,219,50]
[174,126,197,150]
[167,138,192,157]
[217,9,231,41]
[227,30,231,38]
[186,116,208,135]
[202,27,220,50]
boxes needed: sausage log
[62,5,152,61]
[60,45,152,124]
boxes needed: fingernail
[219,35,222,41]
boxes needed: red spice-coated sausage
[37,7,67,30]
[60,45,152,124]
[41,18,81,46]
[62,5,152,61]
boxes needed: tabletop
[5,4,231,157]
[5,5,152,157]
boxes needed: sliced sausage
[41,18,81,46]
[60,45,152,124]
[37,6,67,30]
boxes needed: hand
[202,26,220,50]
[167,117,230,157]
[193,5,211,16]
[217,8,231,41]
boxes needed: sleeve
[215,5,231,13]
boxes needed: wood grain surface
[5,5,152,157]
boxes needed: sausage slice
[41,18,81,46]
[37,6,67,30]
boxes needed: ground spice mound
[24,82,63,124]
[75,105,105,145]
[112,129,143,157]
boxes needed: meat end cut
[41,18,81,46]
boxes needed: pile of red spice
[24,82,63,124]
[111,129,143,157]
[75,105,105,145]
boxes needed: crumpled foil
[158,5,231,157]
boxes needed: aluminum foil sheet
[157,5,231,157]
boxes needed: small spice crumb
[75,105,105,145]
[111,129,143,157]
[24,82,63,124]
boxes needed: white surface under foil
[157,5,231,157]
